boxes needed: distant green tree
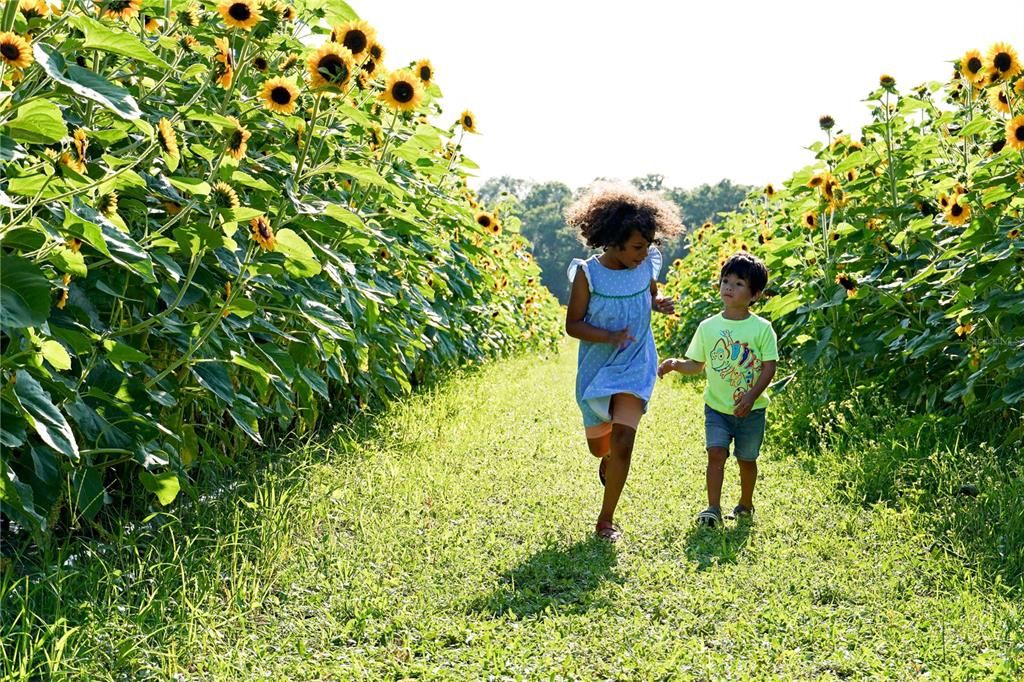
[477,176,530,206]
[630,174,665,192]
[519,182,580,303]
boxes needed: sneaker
[725,504,754,521]
[696,506,722,527]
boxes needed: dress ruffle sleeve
[649,246,663,280]
[566,258,593,292]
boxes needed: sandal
[595,520,622,542]
[725,504,754,521]
[696,506,722,528]
[598,456,608,487]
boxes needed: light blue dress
[567,247,662,430]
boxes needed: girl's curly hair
[565,183,684,249]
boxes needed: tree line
[478,175,752,303]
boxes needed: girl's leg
[597,394,644,526]
[586,433,611,458]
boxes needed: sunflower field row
[0,0,561,540]
[657,44,1024,423]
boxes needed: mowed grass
[3,343,1023,680]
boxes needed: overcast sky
[364,1,1018,190]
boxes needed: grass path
[6,343,1023,680]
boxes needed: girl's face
[609,231,651,269]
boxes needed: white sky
[366,1,1020,190]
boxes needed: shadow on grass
[469,536,622,619]
[682,519,755,570]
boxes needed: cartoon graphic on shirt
[708,330,763,403]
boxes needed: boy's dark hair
[565,183,684,249]
[720,252,769,295]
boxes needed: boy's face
[611,231,651,269]
[719,272,760,308]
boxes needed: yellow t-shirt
[685,312,779,415]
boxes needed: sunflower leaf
[4,99,66,145]
[68,15,171,69]
[0,254,50,331]
[275,228,322,277]
[33,44,142,120]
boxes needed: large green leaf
[13,370,79,462]
[72,467,104,520]
[4,99,66,145]
[0,254,50,330]
[275,228,322,277]
[139,470,181,506]
[33,43,142,120]
[65,198,156,282]
[69,15,171,69]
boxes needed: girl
[564,184,683,541]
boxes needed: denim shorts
[704,404,767,461]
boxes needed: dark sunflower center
[319,55,348,82]
[362,59,376,74]
[343,30,367,54]
[392,81,414,103]
[463,116,472,127]
[477,216,490,227]
[271,86,292,104]
[1015,125,1024,141]
[228,2,251,20]
[370,45,382,59]
[967,57,981,73]
[419,66,431,81]
[230,130,244,149]
[258,222,271,239]
[806,216,814,225]
[999,92,1008,104]
[254,56,267,70]
[994,52,1011,72]
[951,204,963,216]
[107,0,130,11]
[2,43,21,60]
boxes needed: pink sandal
[595,520,622,542]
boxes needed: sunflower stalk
[882,91,900,225]
[292,93,323,185]
[423,127,465,213]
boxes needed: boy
[657,252,778,527]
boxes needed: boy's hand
[607,328,635,349]
[657,358,677,379]
[734,392,756,417]
[652,296,675,315]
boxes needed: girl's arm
[650,279,675,314]
[565,270,633,347]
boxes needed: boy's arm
[734,360,777,416]
[657,358,704,378]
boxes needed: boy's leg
[706,447,728,509]
[597,394,643,525]
[737,460,757,509]
[733,409,766,510]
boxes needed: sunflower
[217,0,261,30]
[249,216,275,251]
[68,238,82,253]
[413,58,433,85]
[987,42,1021,81]
[18,0,49,19]
[61,152,86,174]
[990,88,1011,114]
[807,174,824,189]
[368,42,384,62]
[98,192,118,216]
[960,49,985,83]
[937,193,950,209]
[1006,115,1024,150]
[143,14,159,31]
[331,20,375,58]
[212,181,240,208]
[991,138,1007,155]
[818,115,835,131]
[72,128,88,162]
[802,211,818,230]
[161,200,183,215]
[954,322,975,337]
[360,57,381,78]
[278,3,294,22]
[175,3,200,26]
[223,116,251,160]
[214,36,233,88]
[0,32,33,69]
[261,76,299,114]
[56,274,71,310]
[101,0,141,20]
[1009,228,1021,239]
[946,199,971,226]
[250,54,268,72]
[764,184,775,198]
[835,274,857,292]
[457,110,479,135]
[307,42,355,89]
[879,74,896,90]
[845,169,857,183]
[157,118,179,163]
[474,211,496,231]
[848,140,864,152]
[379,69,423,111]
[701,221,712,230]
